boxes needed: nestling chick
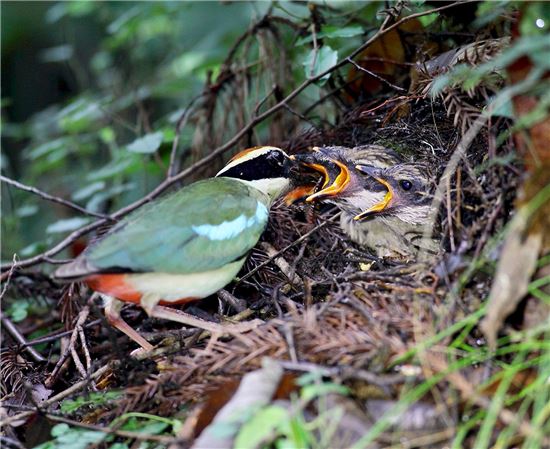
[348,163,440,258]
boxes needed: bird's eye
[399,180,413,191]
[268,150,286,166]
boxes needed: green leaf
[46,217,91,234]
[321,25,363,39]
[58,98,103,133]
[6,300,31,322]
[40,45,74,63]
[303,46,338,85]
[87,157,135,181]
[487,95,514,118]
[60,391,122,414]
[28,139,67,160]
[85,183,135,212]
[16,204,39,217]
[419,12,438,27]
[35,423,106,449]
[71,182,106,201]
[126,132,163,154]
[99,127,116,145]
[112,412,180,435]
[20,241,49,257]
[296,25,363,45]
[300,383,349,402]
[51,424,70,437]
[234,405,289,449]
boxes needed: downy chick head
[354,163,434,226]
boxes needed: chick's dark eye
[399,180,413,191]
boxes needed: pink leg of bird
[139,293,263,334]
[103,295,154,351]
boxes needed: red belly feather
[85,274,198,306]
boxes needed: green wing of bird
[82,178,269,275]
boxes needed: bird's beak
[287,154,351,204]
[284,185,317,205]
[305,159,351,202]
[353,164,393,221]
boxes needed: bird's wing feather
[71,178,269,276]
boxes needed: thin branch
[0,319,102,350]
[0,255,45,362]
[346,57,407,92]
[0,175,111,220]
[2,0,473,272]
[236,211,341,285]
[0,363,113,427]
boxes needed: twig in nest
[217,289,247,313]
[45,305,90,387]
[260,242,303,288]
[0,255,45,362]
[346,57,406,93]
[237,212,341,285]
[0,363,113,428]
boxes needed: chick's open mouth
[286,153,351,204]
[353,164,393,221]
[286,153,394,220]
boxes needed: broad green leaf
[419,13,438,27]
[126,132,163,154]
[234,405,289,449]
[35,423,106,449]
[87,157,135,181]
[300,382,349,402]
[58,98,103,133]
[28,139,67,160]
[20,241,49,257]
[60,391,122,414]
[487,95,514,118]
[6,300,31,322]
[85,183,135,212]
[72,181,106,201]
[16,204,39,217]
[303,46,338,84]
[99,127,116,144]
[46,217,91,234]
[40,45,74,63]
[51,424,70,437]
[296,25,363,45]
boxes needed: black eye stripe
[221,151,287,180]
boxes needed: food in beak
[353,164,393,221]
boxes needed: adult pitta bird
[55,146,295,351]
[292,145,439,259]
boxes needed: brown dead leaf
[480,210,542,349]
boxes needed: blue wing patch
[191,202,268,241]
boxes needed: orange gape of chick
[85,274,197,305]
